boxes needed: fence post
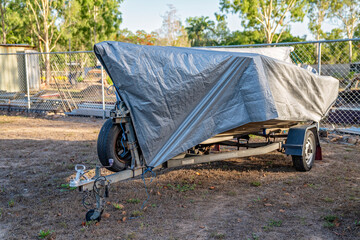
[317,42,322,75]
[25,52,31,110]
[101,65,105,119]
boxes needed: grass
[113,203,124,210]
[323,197,334,203]
[263,219,282,231]
[210,232,226,239]
[323,215,339,228]
[8,199,14,207]
[251,181,261,187]
[131,210,143,217]
[59,183,76,191]
[226,191,237,196]
[167,183,196,192]
[38,230,53,239]
[0,120,11,124]
[127,198,140,204]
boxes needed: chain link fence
[0,50,116,117]
[0,39,359,130]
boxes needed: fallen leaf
[237,218,242,222]
[199,226,205,229]
[195,172,200,176]
[106,201,111,205]
[122,217,127,222]
[121,211,126,215]
[102,213,110,219]
[279,209,285,213]
[264,203,272,207]
[95,222,100,226]
[57,213,62,216]
[209,186,215,190]
[81,222,86,226]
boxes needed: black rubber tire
[85,209,102,222]
[292,130,316,172]
[97,119,131,172]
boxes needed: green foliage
[38,229,54,239]
[59,183,76,191]
[106,76,113,85]
[167,183,196,192]
[76,76,84,82]
[116,29,158,45]
[263,219,282,231]
[112,203,124,210]
[323,215,338,228]
[127,198,140,204]
[131,210,143,217]
[220,0,308,43]
[185,14,230,46]
[251,181,261,187]
[8,199,14,207]
[308,0,331,40]
[68,0,123,51]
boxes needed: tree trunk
[349,40,352,63]
[0,2,6,44]
[44,34,51,86]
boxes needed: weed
[38,229,53,239]
[251,181,261,187]
[127,198,140,204]
[308,183,315,188]
[59,183,76,191]
[253,197,261,202]
[131,210,143,217]
[113,203,124,210]
[0,120,11,124]
[167,183,196,192]
[248,233,259,240]
[323,215,338,228]
[323,197,334,203]
[8,199,14,207]
[299,217,307,225]
[0,208,2,218]
[210,232,226,239]
[151,204,157,208]
[227,191,237,196]
[263,219,282,231]
[59,222,67,228]
[355,220,360,226]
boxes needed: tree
[331,0,360,62]
[71,0,123,50]
[156,5,190,47]
[0,0,9,44]
[0,0,29,44]
[185,16,215,46]
[220,0,308,43]
[308,0,330,41]
[116,29,158,45]
[27,0,71,85]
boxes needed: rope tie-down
[129,166,156,220]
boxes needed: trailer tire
[292,130,316,172]
[97,119,131,172]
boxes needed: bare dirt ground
[0,113,359,240]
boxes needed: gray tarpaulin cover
[94,41,339,168]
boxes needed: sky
[120,0,337,41]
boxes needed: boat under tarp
[94,42,339,168]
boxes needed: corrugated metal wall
[0,46,40,92]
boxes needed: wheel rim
[115,127,130,163]
[304,137,314,165]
